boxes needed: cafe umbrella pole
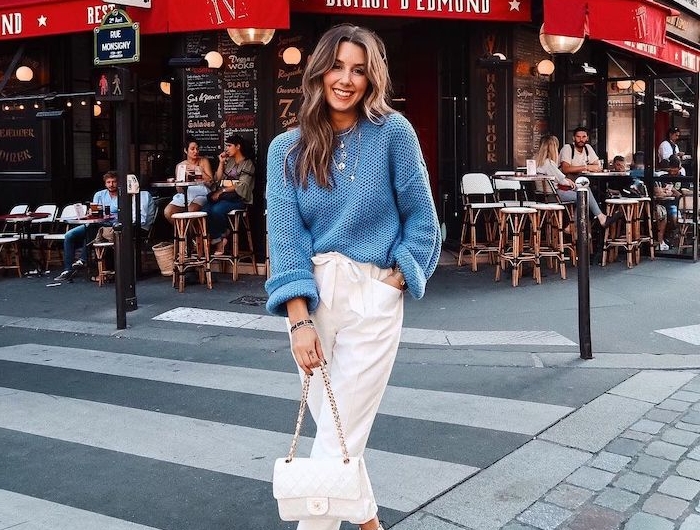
[575,176,593,360]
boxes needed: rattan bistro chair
[457,173,503,271]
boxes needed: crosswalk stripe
[153,307,577,346]
[656,323,700,345]
[0,344,574,435]
[0,489,162,530]
[0,387,477,513]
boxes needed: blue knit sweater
[265,112,441,317]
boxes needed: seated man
[54,173,156,281]
[653,156,684,251]
[611,155,627,172]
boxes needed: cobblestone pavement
[503,373,700,530]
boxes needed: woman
[163,139,214,224]
[265,24,441,530]
[205,134,255,255]
[536,134,618,228]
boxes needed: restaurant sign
[291,0,531,21]
[0,1,116,41]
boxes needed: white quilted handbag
[272,365,375,523]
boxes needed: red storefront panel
[0,0,289,41]
[543,0,675,47]
[291,0,531,22]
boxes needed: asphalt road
[0,255,698,529]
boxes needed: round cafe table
[150,180,206,205]
[0,212,51,274]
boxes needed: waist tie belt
[311,252,374,317]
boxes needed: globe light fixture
[539,24,584,55]
[205,50,224,68]
[632,80,646,93]
[282,46,302,65]
[227,28,275,46]
[159,81,171,96]
[616,80,632,90]
[93,104,102,117]
[15,65,34,82]
[536,59,555,76]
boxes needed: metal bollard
[113,222,127,330]
[575,176,592,360]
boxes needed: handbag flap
[273,457,363,501]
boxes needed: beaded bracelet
[290,319,314,334]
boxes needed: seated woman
[164,138,215,224]
[205,134,255,255]
[536,134,619,228]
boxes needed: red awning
[0,1,119,40]
[605,37,700,73]
[136,0,289,35]
[543,0,677,47]
[291,0,531,22]
[0,0,289,41]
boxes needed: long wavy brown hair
[290,24,394,188]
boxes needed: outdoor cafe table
[499,174,555,206]
[0,212,50,274]
[150,180,206,204]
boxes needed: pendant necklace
[332,122,361,181]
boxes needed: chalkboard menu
[273,33,308,134]
[219,34,259,155]
[184,33,259,162]
[512,28,551,167]
[185,34,223,161]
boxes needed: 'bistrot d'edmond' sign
[291,0,531,21]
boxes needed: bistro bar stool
[457,173,503,271]
[532,203,568,280]
[634,196,655,262]
[92,242,115,286]
[171,211,212,292]
[495,206,541,287]
[602,198,640,268]
[0,236,22,277]
[210,208,257,281]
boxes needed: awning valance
[543,0,677,47]
[605,37,700,73]
[0,0,289,41]
[291,0,531,22]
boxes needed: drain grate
[229,295,268,306]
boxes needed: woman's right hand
[291,325,325,375]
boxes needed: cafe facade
[1,0,699,254]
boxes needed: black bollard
[113,222,127,330]
[575,177,593,360]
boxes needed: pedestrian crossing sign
[93,67,129,102]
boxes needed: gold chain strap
[285,364,350,464]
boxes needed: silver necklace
[332,124,361,181]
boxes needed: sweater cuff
[265,270,319,317]
[393,247,428,300]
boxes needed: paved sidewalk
[392,371,700,530]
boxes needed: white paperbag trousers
[291,252,404,530]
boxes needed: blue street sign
[94,9,140,65]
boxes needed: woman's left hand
[381,275,403,291]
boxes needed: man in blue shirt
[54,171,156,281]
